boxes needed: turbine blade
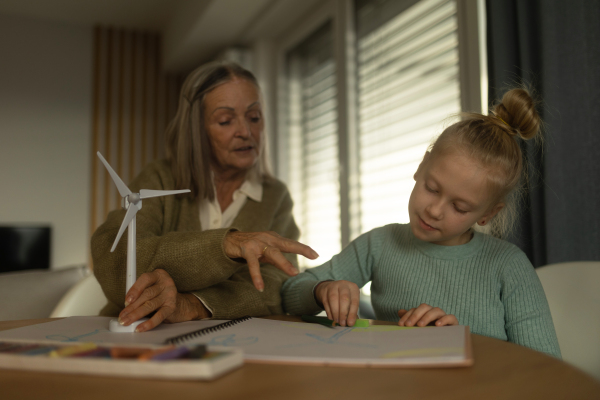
[139,189,191,199]
[97,151,132,198]
[110,203,140,252]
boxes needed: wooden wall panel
[89,27,180,265]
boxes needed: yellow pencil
[48,343,97,358]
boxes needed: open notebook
[0,316,473,368]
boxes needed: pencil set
[0,341,212,360]
[0,341,243,380]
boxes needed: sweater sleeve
[282,228,378,316]
[190,182,300,319]
[191,264,287,319]
[501,251,562,359]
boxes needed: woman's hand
[118,269,211,332]
[314,280,360,327]
[224,231,319,292]
[397,304,458,327]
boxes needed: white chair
[0,265,88,321]
[50,274,107,318]
[536,261,600,381]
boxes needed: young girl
[281,88,561,358]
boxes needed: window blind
[355,0,462,234]
[286,22,341,268]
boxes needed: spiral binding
[165,316,253,345]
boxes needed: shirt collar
[210,168,264,203]
[237,173,263,202]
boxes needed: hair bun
[493,88,541,140]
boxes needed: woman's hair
[428,88,542,238]
[165,61,271,201]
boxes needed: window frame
[270,0,487,251]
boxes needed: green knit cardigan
[92,160,299,319]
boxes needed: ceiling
[0,0,322,72]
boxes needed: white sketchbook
[0,316,473,368]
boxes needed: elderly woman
[92,61,317,332]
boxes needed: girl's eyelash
[425,184,465,213]
[454,205,467,214]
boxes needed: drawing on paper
[46,329,106,342]
[207,334,258,347]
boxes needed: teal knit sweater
[282,224,561,358]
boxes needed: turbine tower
[97,151,190,332]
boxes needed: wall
[0,13,92,270]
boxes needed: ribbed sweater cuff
[284,278,323,316]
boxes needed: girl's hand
[224,231,319,292]
[314,280,360,327]
[118,269,211,332]
[397,304,458,327]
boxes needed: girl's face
[408,150,504,246]
[204,77,263,176]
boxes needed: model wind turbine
[97,152,190,332]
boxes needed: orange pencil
[137,346,177,361]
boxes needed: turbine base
[108,318,149,333]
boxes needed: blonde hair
[165,61,271,201]
[428,88,542,237]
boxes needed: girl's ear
[477,202,505,226]
[414,151,431,180]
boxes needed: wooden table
[1,317,599,400]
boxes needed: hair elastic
[496,115,511,128]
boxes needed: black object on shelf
[0,225,51,273]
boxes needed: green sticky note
[352,319,370,328]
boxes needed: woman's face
[204,77,263,176]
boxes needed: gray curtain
[486,0,600,267]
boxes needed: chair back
[536,261,600,381]
[0,266,88,321]
[50,274,107,318]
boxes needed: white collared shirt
[199,175,263,230]
[195,175,263,317]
